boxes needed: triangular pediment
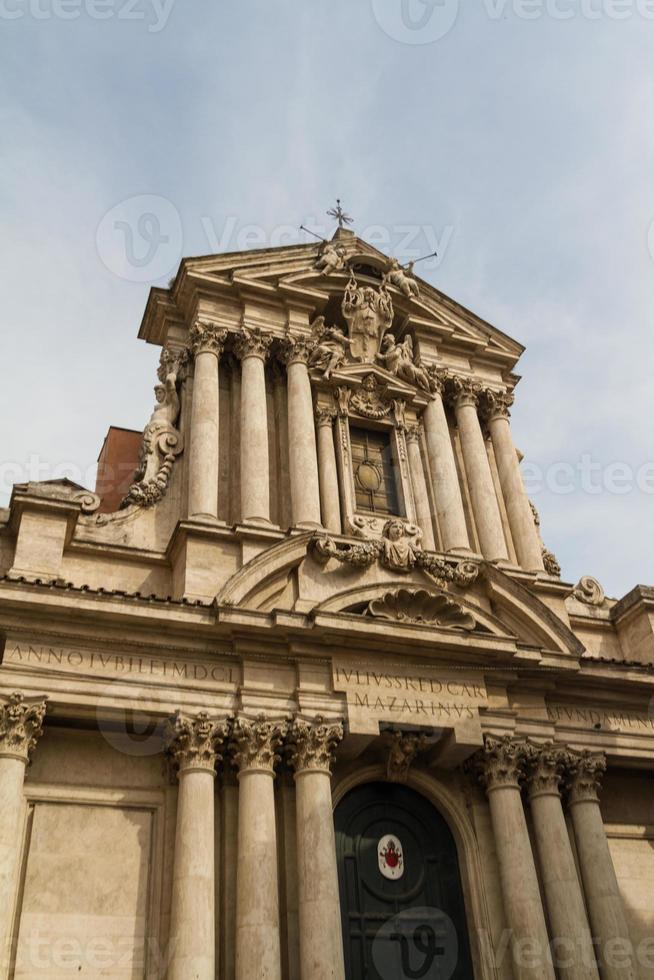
[326,362,427,404]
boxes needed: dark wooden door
[335,783,474,980]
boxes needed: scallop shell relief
[367,589,476,631]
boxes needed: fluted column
[288,717,345,980]
[231,716,285,980]
[0,692,46,976]
[484,391,544,571]
[282,338,322,529]
[470,735,555,980]
[187,320,227,520]
[526,745,600,980]
[235,328,273,524]
[405,424,436,550]
[451,377,508,561]
[421,373,470,552]
[567,752,637,980]
[165,711,228,980]
[315,407,341,534]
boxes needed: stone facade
[0,228,653,979]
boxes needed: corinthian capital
[234,326,274,362]
[448,375,483,410]
[481,389,514,422]
[230,715,286,774]
[280,334,316,366]
[467,734,530,792]
[405,423,424,445]
[315,405,336,427]
[287,716,343,775]
[567,750,606,805]
[526,743,572,798]
[189,320,228,358]
[0,692,47,764]
[426,365,448,397]
[165,711,229,777]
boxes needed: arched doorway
[335,782,474,980]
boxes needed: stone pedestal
[406,424,436,550]
[166,711,228,980]
[283,340,321,529]
[422,383,470,552]
[568,752,637,980]
[288,718,345,980]
[315,408,341,533]
[187,321,227,520]
[527,746,599,980]
[485,393,544,571]
[471,736,555,980]
[452,379,508,561]
[235,328,273,524]
[232,716,285,980]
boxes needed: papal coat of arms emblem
[377,834,404,880]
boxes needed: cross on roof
[327,199,353,230]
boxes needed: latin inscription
[547,703,654,734]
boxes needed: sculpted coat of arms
[342,270,394,362]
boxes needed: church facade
[0,226,653,980]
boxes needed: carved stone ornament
[287,716,343,775]
[566,750,606,805]
[342,269,394,362]
[234,326,274,362]
[405,423,423,445]
[376,334,432,393]
[368,588,476,631]
[542,548,562,578]
[122,369,184,509]
[526,743,572,798]
[466,735,530,793]
[158,344,190,383]
[383,258,420,299]
[165,711,229,776]
[349,374,393,419]
[0,692,47,763]
[481,389,514,422]
[315,241,348,276]
[448,375,483,409]
[386,731,429,782]
[573,576,606,607]
[280,334,316,367]
[189,320,228,358]
[307,317,352,379]
[230,715,286,774]
[315,405,337,427]
[426,365,448,397]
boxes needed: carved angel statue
[122,371,183,508]
[307,316,352,380]
[385,258,420,299]
[376,334,432,393]
[315,242,347,276]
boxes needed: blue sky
[1,0,653,597]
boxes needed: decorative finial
[327,199,353,230]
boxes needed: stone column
[288,717,345,980]
[421,373,470,552]
[235,327,274,524]
[231,716,285,980]
[187,321,227,520]
[470,735,555,980]
[567,752,637,980]
[526,745,600,980]
[451,377,508,561]
[0,692,47,976]
[165,711,229,980]
[281,338,322,529]
[315,407,341,534]
[405,423,436,550]
[484,391,544,571]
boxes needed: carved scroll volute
[230,715,287,775]
[0,692,47,764]
[165,711,229,777]
[287,716,343,776]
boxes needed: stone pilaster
[405,423,436,550]
[315,406,341,533]
[567,752,636,980]
[0,693,47,975]
[187,320,228,520]
[231,716,286,980]
[469,735,555,980]
[288,717,345,980]
[450,377,508,561]
[234,327,274,524]
[281,337,322,529]
[422,372,471,552]
[526,745,600,980]
[165,711,229,980]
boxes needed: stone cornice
[0,691,47,764]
